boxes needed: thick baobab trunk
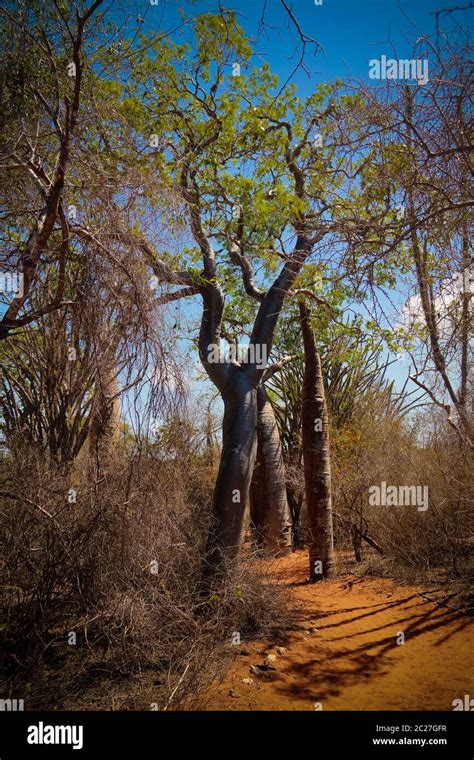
[203,368,258,578]
[250,385,292,554]
[197,233,313,581]
[299,302,335,581]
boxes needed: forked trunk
[199,232,313,582]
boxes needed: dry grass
[0,443,293,710]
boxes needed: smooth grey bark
[250,385,292,554]
[199,234,314,579]
[202,366,258,577]
[299,301,335,581]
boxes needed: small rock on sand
[265,654,277,669]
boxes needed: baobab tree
[299,301,334,580]
[103,15,357,578]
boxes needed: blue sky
[135,0,459,90]
[127,0,467,403]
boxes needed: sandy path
[205,552,473,710]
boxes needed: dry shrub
[0,434,291,710]
[331,405,473,599]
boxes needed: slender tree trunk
[351,523,362,563]
[299,301,335,581]
[204,409,217,467]
[88,353,121,473]
[250,385,292,554]
[288,486,305,547]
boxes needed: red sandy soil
[204,551,473,711]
